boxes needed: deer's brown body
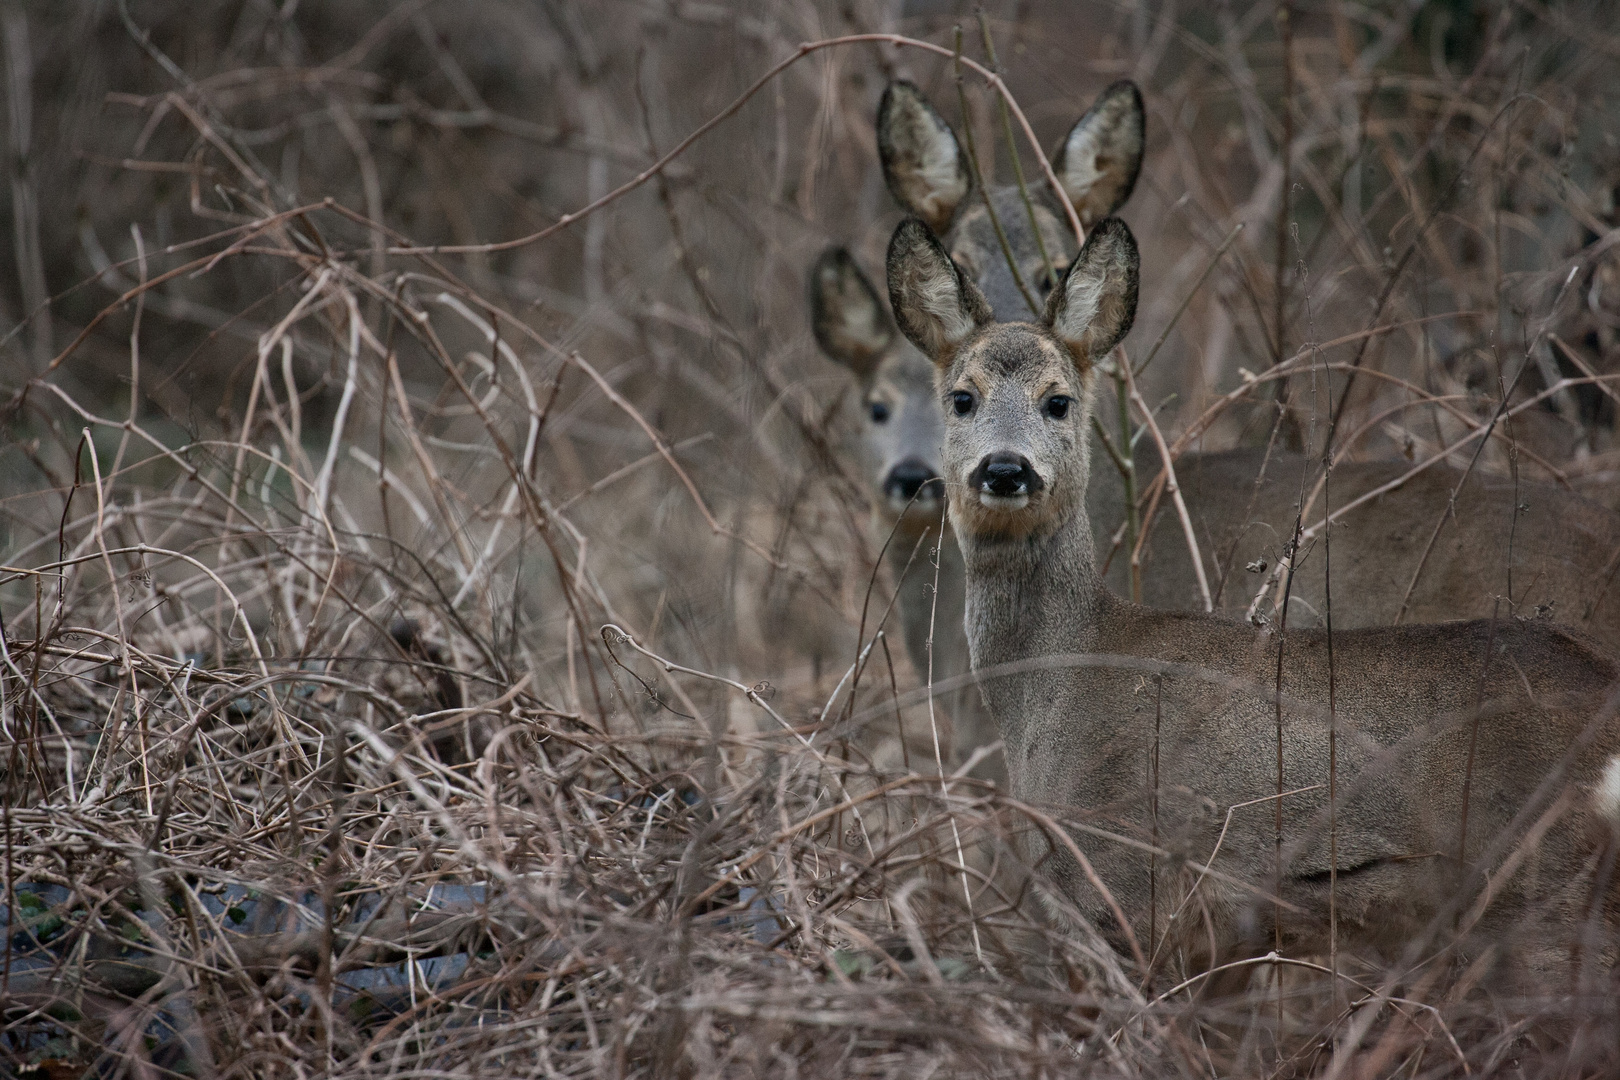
[887,212,1620,984]
[1123,442,1620,634]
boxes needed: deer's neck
[956,504,1104,754]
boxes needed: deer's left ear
[1052,81,1146,228]
[1043,217,1139,370]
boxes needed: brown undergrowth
[3,2,1620,1076]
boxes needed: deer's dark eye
[1045,395,1072,420]
[869,401,890,423]
[951,391,974,416]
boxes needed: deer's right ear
[1052,81,1145,227]
[878,81,971,235]
[886,218,993,364]
[809,248,894,380]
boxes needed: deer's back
[1087,446,1620,651]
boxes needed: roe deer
[811,79,1620,787]
[886,213,1620,986]
[812,251,1620,647]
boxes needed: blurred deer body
[1127,445,1620,639]
[810,248,979,776]
[887,213,1620,985]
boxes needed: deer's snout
[884,458,946,506]
[971,452,1042,507]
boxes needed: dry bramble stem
[380,33,1085,259]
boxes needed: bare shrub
[3,2,1619,1076]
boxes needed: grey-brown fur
[948,187,1074,319]
[888,214,1620,986]
[879,78,1145,320]
[1127,448,1620,635]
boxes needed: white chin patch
[977,492,1029,512]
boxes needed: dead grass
[3,1,1620,1076]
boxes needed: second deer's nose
[885,458,946,504]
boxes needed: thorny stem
[1272,1,1295,409]
[922,503,983,965]
[1133,223,1246,379]
[1393,266,1576,623]
[1122,354,1211,612]
[1090,414,1129,476]
[878,633,909,773]
[383,33,1088,258]
[1272,510,1303,963]
[1105,225,1242,600]
[953,26,1040,317]
[976,10,1058,291]
[839,503,931,729]
[1091,361,1138,595]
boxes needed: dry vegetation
[3,0,1620,1076]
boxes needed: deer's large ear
[886,218,994,364]
[878,81,971,235]
[1052,81,1145,228]
[809,248,894,380]
[1043,217,1138,370]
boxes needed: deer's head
[810,247,947,525]
[885,216,1139,541]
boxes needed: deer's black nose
[885,458,945,503]
[972,453,1041,497]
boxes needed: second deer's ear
[809,248,894,380]
[886,218,994,365]
[1044,217,1139,370]
[1052,81,1145,228]
[878,81,971,235]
